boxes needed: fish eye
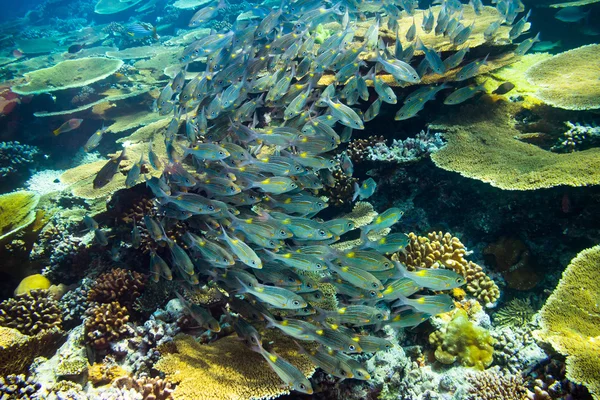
[317,202,323,207]
[299,384,306,390]
[384,262,390,268]
[288,276,296,283]
[208,205,215,211]
[315,293,321,299]
[293,300,300,306]
[356,371,363,377]
[295,166,302,171]
[219,151,224,156]
[223,258,228,262]
[450,304,456,309]
[318,229,326,236]
[316,263,323,269]
[349,345,356,351]
[371,283,379,288]
[251,260,256,265]
[230,186,236,191]
[306,282,313,288]
[280,230,286,235]
[376,314,383,320]
[369,291,377,297]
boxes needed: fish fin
[52,128,61,136]
[352,182,360,201]
[391,295,408,308]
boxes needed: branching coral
[0,374,41,399]
[113,375,176,399]
[155,331,316,400]
[395,232,500,304]
[429,309,495,370]
[84,301,134,350]
[87,268,146,307]
[525,44,600,111]
[366,130,445,163]
[0,142,40,179]
[535,245,600,399]
[0,290,62,335]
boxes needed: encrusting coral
[525,44,600,111]
[84,301,134,350]
[0,290,62,335]
[395,232,500,304]
[0,326,64,375]
[155,330,316,400]
[0,190,40,242]
[430,102,600,190]
[535,245,600,399]
[429,309,495,370]
[12,57,124,95]
[465,369,529,399]
[87,268,146,307]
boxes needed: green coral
[0,191,40,242]
[314,24,335,44]
[429,309,494,370]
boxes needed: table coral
[429,309,495,370]
[535,245,600,399]
[0,290,62,335]
[525,44,600,111]
[430,101,600,190]
[0,326,64,375]
[12,57,124,95]
[395,232,500,304]
[0,190,40,242]
[155,331,316,400]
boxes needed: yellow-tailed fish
[53,118,83,136]
[167,239,195,276]
[219,228,262,269]
[327,349,371,380]
[296,343,354,379]
[183,232,234,267]
[363,208,404,232]
[251,176,298,194]
[385,309,431,329]
[306,326,362,353]
[263,249,326,272]
[317,305,387,326]
[330,264,384,291]
[355,335,394,353]
[382,278,421,301]
[149,249,172,282]
[254,342,313,394]
[184,143,231,161]
[393,294,456,315]
[233,316,262,348]
[236,278,307,310]
[352,178,376,201]
[338,250,393,271]
[175,292,220,332]
[394,261,465,290]
[361,233,410,254]
[263,314,316,340]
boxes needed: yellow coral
[0,190,40,242]
[14,274,51,296]
[155,331,316,400]
[429,309,494,370]
[536,245,600,399]
[12,57,124,95]
[526,44,600,110]
[430,101,600,190]
[395,232,500,304]
[0,326,63,375]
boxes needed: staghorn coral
[87,268,146,307]
[0,190,40,242]
[155,330,316,400]
[465,369,529,399]
[525,44,600,111]
[12,57,124,95]
[535,245,600,399]
[84,301,134,350]
[0,142,40,179]
[430,101,600,190]
[0,290,62,335]
[395,232,500,304]
[493,298,535,328]
[429,309,495,370]
[0,374,41,399]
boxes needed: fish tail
[53,128,61,136]
[352,182,360,201]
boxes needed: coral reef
[0,190,40,242]
[84,301,134,350]
[112,375,175,399]
[12,57,124,95]
[87,268,146,307]
[552,122,600,153]
[0,290,62,335]
[493,298,535,327]
[525,44,600,111]
[429,309,495,370]
[536,245,600,399]
[346,135,386,164]
[492,323,546,374]
[395,232,500,304]
[0,326,64,375]
[366,130,445,163]
[0,142,40,180]
[430,102,600,190]
[465,369,529,399]
[155,331,316,400]
[14,274,51,295]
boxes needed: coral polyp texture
[525,44,600,111]
[87,268,146,307]
[155,331,316,400]
[536,245,600,399]
[395,232,500,304]
[84,301,133,350]
[0,290,62,335]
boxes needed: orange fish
[53,118,83,136]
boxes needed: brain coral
[155,330,316,400]
[430,101,600,190]
[12,57,124,95]
[525,44,600,110]
[536,245,600,399]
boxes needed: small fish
[144,215,167,241]
[253,341,313,394]
[175,292,220,332]
[357,335,394,353]
[531,40,561,52]
[338,250,393,272]
[263,249,326,272]
[384,308,430,329]
[68,44,84,54]
[189,0,227,27]
[296,343,354,379]
[364,208,404,232]
[125,153,144,188]
[514,32,541,56]
[443,47,469,70]
[237,278,307,310]
[305,325,362,353]
[444,82,486,105]
[94,228,108,246]
[317,305,387,326]
[53,118,83,136]
[375,53,421,84]
[406,17,417,42]
[422,8,435,33]
[393,294,456,315]
[93,148,127,189]
[382,278,422,301]
[555,6,589,22]
[83,125,106,152]
[330,350,371,380]
[353,178,377,201]
[395,262,466,291]
[455,55,488,81]
[329,264,384,291]
[83,215,99,230]
[484,20,501,41]
[125,22,159,40]
[263,314,316,340]
[509,10,531,40]
[149,249,172,282]
[131,218,141,249]
[361,233,411,254]
[167,239,195,276]
[220,228,262,269]
[364,97,382,122]
[492,82,515,95]
[322,218,355,236]
[340,153,354,176]
[234,316,262,348]
[184,143,230,161]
